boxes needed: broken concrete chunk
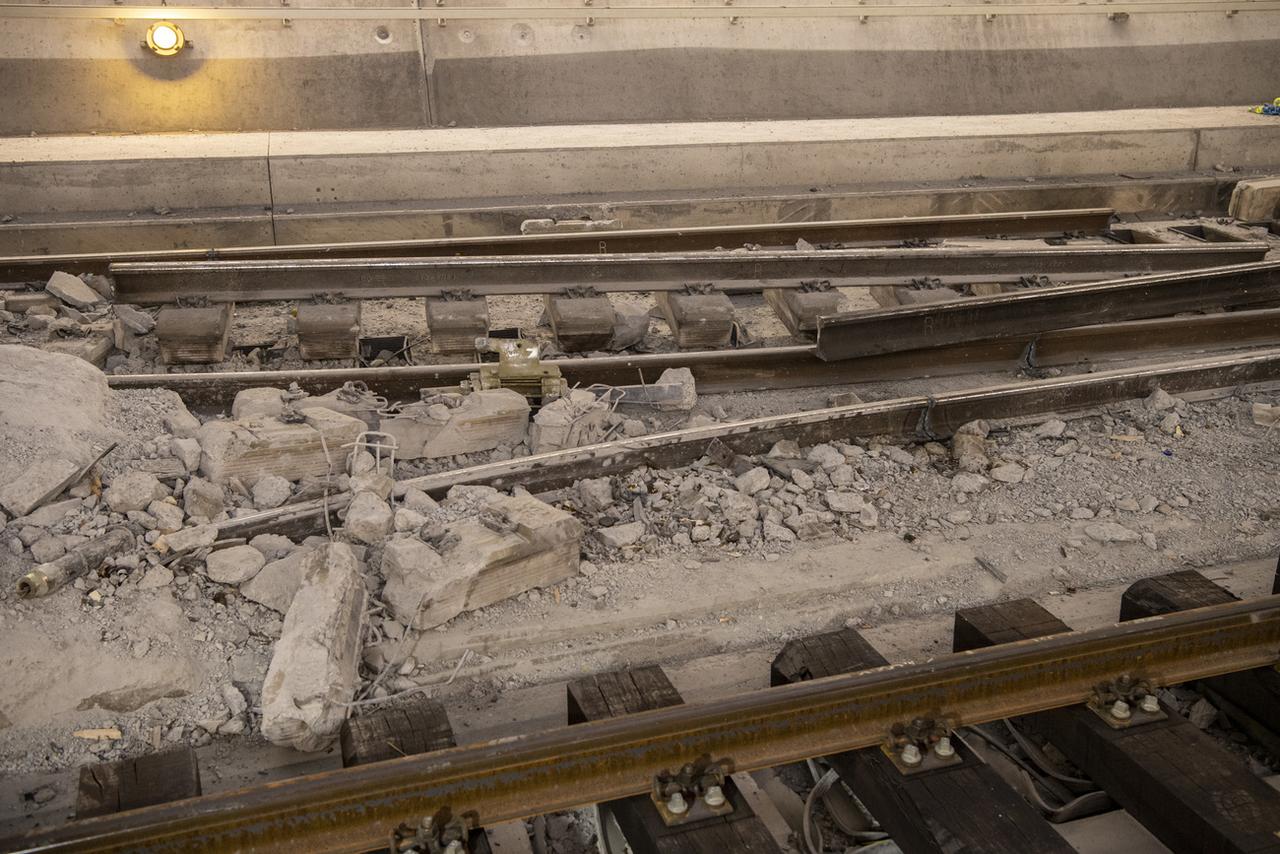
[576,477,614,513]
[1084,521,1143,544]
[529,389,609,454]
[113,304,155,334]
[0,457,83,518]
[261,543,365,751]
[241,547,313,612]
[204,545,266,585]
[1252,403,1280,427]
[344,492,392,544]
[386,494,581,631]
[147,500,185,534]
[157,523,217,554]
[45,271,104,310]
[654,368,697,411]
[104,471,169,513]
[197,409,364,486]
[734,467,771,496]
[1143,388,1179,411]
[162,403,202,440]
[249,533,296,561]
[989,463,1025,484]
[252,475,293,510]
[402,487,439,515]
[17,497,81,529]
[170,437,202,473]
[380,389,530,460]
[231,387,290,420]
[598,521,645,549]
[183,477,226,521]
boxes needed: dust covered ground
[1,337,1278,842]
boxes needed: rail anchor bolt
[1139,694,1160,714]
[900,743,923,766]
[934,736,955,758]
[1110,699,1132,721]
[703,785,726,808]
[666,791,689,815]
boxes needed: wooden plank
[771,628,1074,854]
[75,747,201,820]
[340,699,456,767]
[954,597,1280,854]
[338,698,493,854]
[566,666,781,854]
[1121,570,1280,753]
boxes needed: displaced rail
[0,209,1116,283]
[107,243,1268,305]
[107,307,1280,408]
[10,595,1280,854]
[816,262,1280,360]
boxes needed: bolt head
[443,842,465,854]
[1140,694,1160,714]
[900,743,923,766]
[666,791,689,815]
[703,784,726,807]
[1110,699,1132,720]
[934,736,955,758]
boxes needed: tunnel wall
[0,3,1278,134]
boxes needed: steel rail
[0,209,1114,283]
[106,307,1280,408]
[107,243,1268,305]
[816,261,1280,361]
[397,347,1280,496]
[3,0,1277,20]
[10,596,1280,854]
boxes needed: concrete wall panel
[427,42,1280,126]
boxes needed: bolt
[703,785,726,807]
[443,842,465,854]
[934,736,955,758]
[1140,694,1160,714]
[666,791,689,815]
[900,743,923,766]
[1110,699,1132,721]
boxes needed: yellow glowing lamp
[145,21,186,56]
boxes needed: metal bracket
[882,717,962,775]
[389,807,476,854]
[561,285,601,299]
[1086,676,1168,729]
[906,276,946,291]
[681,282,720,296]
[650,755,735,826]
[797,279,835,293]
[438,288,477,302]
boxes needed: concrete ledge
[1,108,1276,252]
[0,133,271,215]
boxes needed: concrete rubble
[197,407,364,486]
[379,490,582,630]
[529,389,612,453]
[379,389,530,460]
[260,543,366,751]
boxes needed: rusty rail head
[10,595,1280,854]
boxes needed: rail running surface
[9,595,1280,853]
[107,243,1268,304]
[0,208,1115,282]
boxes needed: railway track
[0,208,1116,283]
[7,578,1279,854]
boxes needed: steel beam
[9,596,1280,854]
[0,209,1114,283]
[106,243,1268,305]
[815,261,1280,361]
[106,307,1280,409]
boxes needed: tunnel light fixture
[145,21,186,56]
